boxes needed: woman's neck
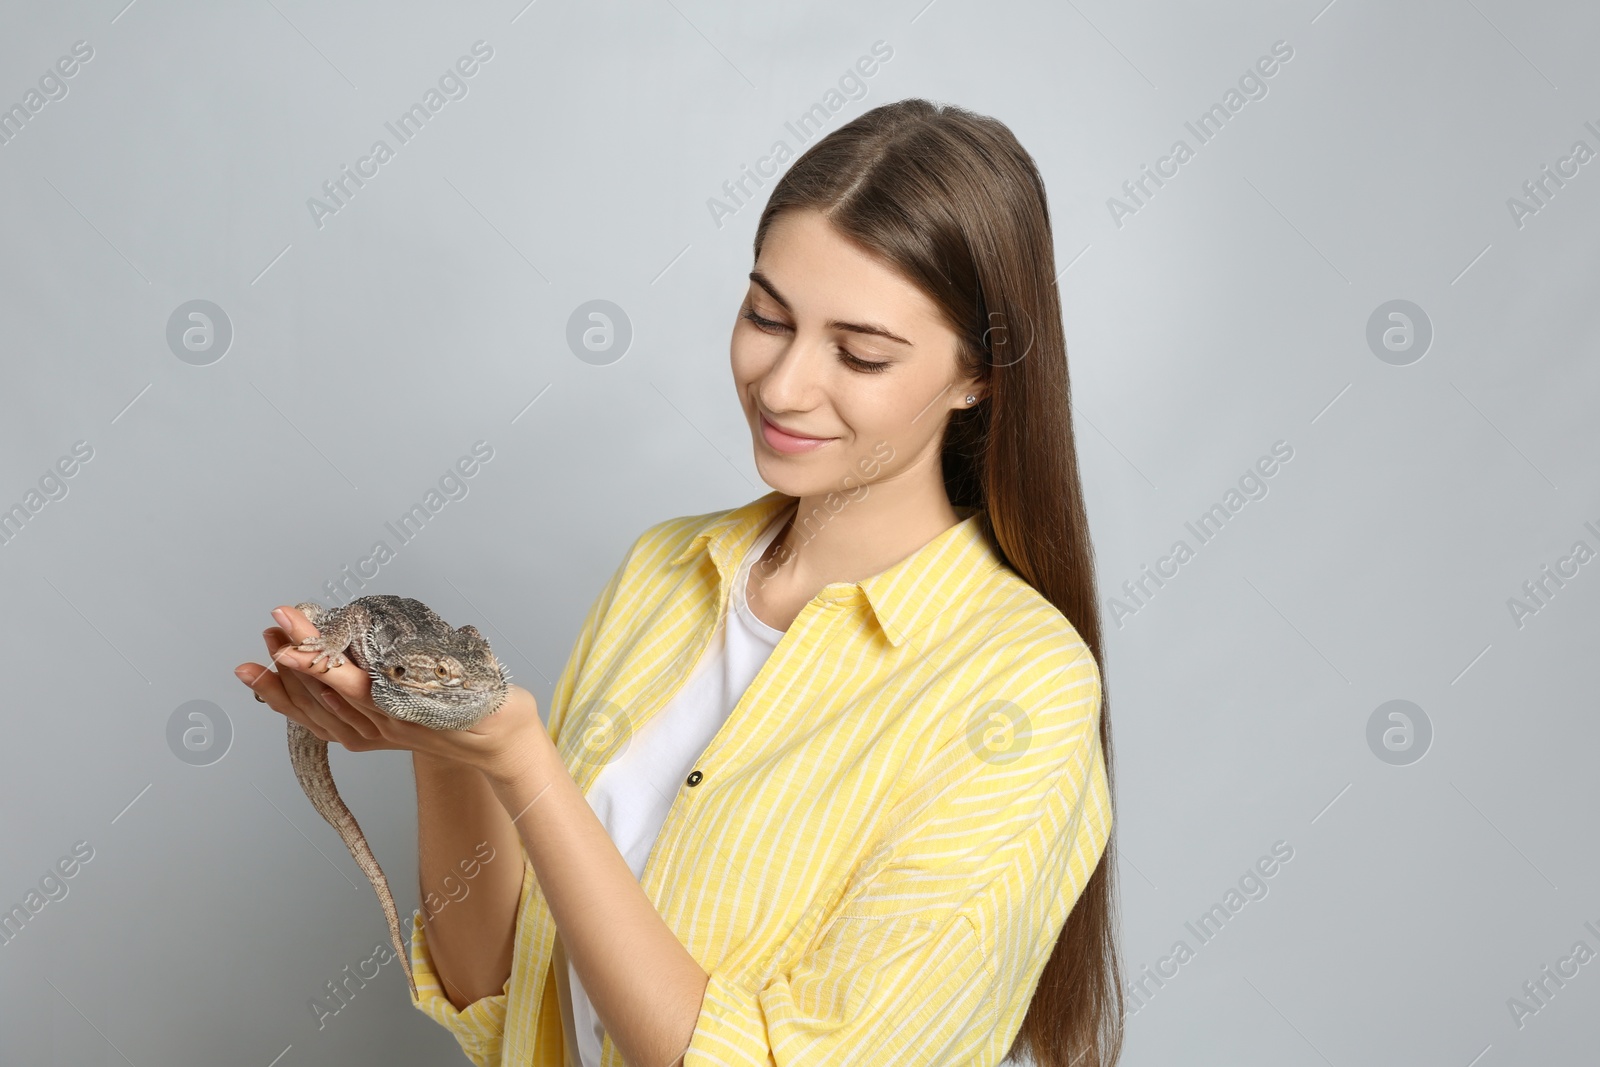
[762,478,968,594]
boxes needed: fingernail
[272,608,291,629]
[234,667,254,683]
[319,690,339,707]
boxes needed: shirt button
[685,770,703,787]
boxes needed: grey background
[2,0,1596,1064]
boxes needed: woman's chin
[751,461,844,502]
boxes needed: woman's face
[731,207,984,501]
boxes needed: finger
[251,641,344,739]
[268,632,382,745]
[260,624,368,705]
[241,653,391,754]
[266,605,361,687]
[237,660,334,741]
[262,629,381,745]
[271,602,317,641]
[266,609,369,698]
[262,626,398,743]
[311,678,397,741]
[268,604,366,681]
[245,650,453,759]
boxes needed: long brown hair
[750,98,1124,1067]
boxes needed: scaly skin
[285,595,511,999]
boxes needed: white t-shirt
[567,501,793,1066]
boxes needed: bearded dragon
[286,595,512,998]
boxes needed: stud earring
[965,395,977,404]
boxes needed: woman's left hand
[235,603,546,784]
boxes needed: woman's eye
[743,308,890,373]
[741,308,785,332]
[840,352,891,373]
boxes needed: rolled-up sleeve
[687,909,992,1064]
[408,909,508,1067]
[682,634,1111,1066]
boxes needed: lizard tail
[287,718,418,1000]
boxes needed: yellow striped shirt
[408,489,1112,1066]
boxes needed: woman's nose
[756,337,828,408]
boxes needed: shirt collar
[669,490,1002,648]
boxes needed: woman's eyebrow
[749,270,915,347]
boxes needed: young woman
[237,98,1123,1067]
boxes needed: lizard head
[367,624,512,730]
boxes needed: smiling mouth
[757,412,838,454]
[760,413,832,441]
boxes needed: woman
[236,97,1123,1067]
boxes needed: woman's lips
[759,413,836,454]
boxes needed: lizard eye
[435,666,448,678]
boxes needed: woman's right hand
[236,624,407,752]
[238,605,543,784]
